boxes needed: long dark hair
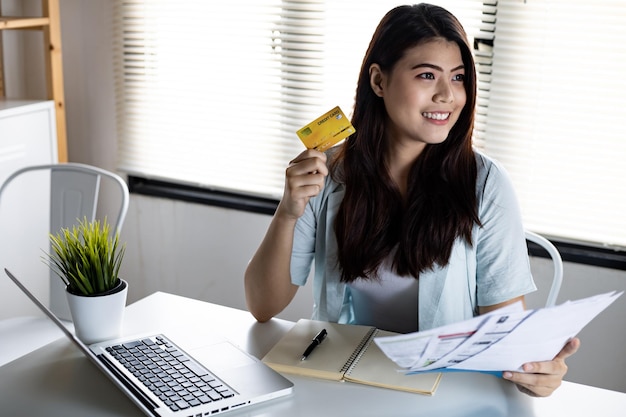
[331,3,480,282]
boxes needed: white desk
[1,292,625,416]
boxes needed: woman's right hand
[278,149,329,220]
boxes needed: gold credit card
[296,106,355,151]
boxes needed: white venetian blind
[114,0,485,200]
[483,0,626,249]
[115,0,300,199]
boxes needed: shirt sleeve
[290,198,318,286]
[475,156,537,307]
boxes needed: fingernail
[503,372,513,379]
[524,363,534,372]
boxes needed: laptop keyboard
[105,335,237,413]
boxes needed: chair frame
[525,230,563,307]
[0,163,129,235]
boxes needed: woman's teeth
[422,112,450,120]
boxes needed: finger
[517,338,580,376]
[287,172,325,195]
[287,156,328,176]
[516,380,557,398]
[554,337,580,360]
[290,184,323,200]
[520,358,563,376]
[503,371,561,397]
[289,149,327,166]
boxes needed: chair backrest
[525,230,563,307]
[0,163,129,319]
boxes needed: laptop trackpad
[189,341,256,373]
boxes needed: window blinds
[115,0,293,199]
[114,0,485,200]
[114,1,626,248]
[483,0,626,249]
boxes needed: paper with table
[374,291,622,375]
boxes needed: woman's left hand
[502,338,580,397]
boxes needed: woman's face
[370,38,467,150]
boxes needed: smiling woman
[244,3,581,398]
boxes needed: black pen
[301,328,327,361]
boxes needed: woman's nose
[433,80,454,103]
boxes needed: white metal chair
[0,162,129,235]
[525,230,563,307]
[0,163,129,365]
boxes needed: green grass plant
[45,217,125,296]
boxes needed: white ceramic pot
[65,279,128,344]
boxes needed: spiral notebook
[262,319,441,395]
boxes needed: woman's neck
[386,140,426,197]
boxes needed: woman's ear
[369,64,385,97]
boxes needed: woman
[245,3,578,397]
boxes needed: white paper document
[374,291,623,374]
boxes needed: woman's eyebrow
[412,63,465,72]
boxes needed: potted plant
[44,217,128,344]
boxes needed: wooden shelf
[0,1,67,162]
[0,17,50,30]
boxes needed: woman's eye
[418,73,435,80]
[453,74,465,82]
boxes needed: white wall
[3,0,624,393]
[120,194,315,323]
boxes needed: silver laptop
[5,268,293,416]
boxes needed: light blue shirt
[290,151,536,331]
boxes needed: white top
[348,254,419,333]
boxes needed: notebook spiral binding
[341,327,378,375]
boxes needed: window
[115,0,289,199]
[114,0,485,200]
[114,0,626,260]
[482,0,626,250]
